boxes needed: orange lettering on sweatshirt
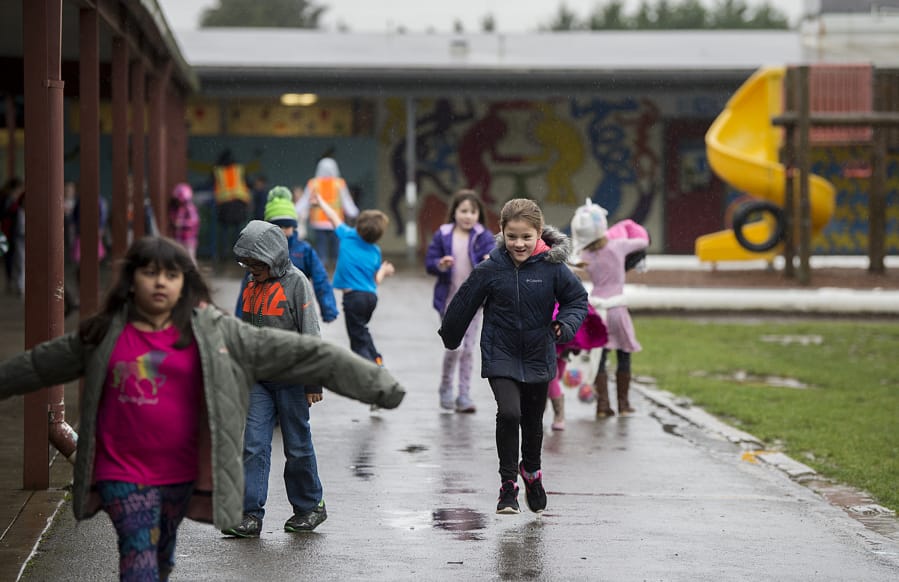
[242,281,287,317]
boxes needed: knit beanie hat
[264,186,298,228]
[570,198,608,255]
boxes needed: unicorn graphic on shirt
[112,350,167,406]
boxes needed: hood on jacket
[494,224,571,265]
[232,220,291,277]
[315,157,341,179]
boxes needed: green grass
[635,316,899,512]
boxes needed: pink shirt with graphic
[94,323,204,485]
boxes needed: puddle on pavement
[432,507,487,541]
[380,507,487,541]
[691,369,811,389]
[349,452,375,480]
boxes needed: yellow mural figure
[528,102,585,205]
[379,98,407,146]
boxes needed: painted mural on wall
[376,97,664,253]
[812,147,899,255]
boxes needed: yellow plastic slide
[696,66,836,262]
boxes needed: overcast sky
[158,0,809,33]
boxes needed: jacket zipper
[515,264,525,382]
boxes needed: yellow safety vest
[213,164,251,205]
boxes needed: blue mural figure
[389,99,474,235]
[571,98,640,215]
[613,99,661,224]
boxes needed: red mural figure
[457,101,529,205]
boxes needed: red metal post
[148,62,171,232]
[79,7,100,317]
[22,0,66,488]
[164,88,188,237]
[131,60,146,240]
[4,93,14,181]
[111,36,129,261]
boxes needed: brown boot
[550,396,565,431]
[593,371,615,418]
[616,371,635,415]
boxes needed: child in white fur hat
[570,200,649,417]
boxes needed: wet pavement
[3,264,899,581]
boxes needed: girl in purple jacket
[425,190,495,413]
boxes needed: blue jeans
[243,383,322,520]
[342,291,380,363]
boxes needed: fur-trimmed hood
[494,224,572,265]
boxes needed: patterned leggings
[97,480,194,582]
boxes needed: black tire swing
[732,200,786,253]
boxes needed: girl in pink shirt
[571,200,649,417]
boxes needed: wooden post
[796,65,812,286]
[869,72,886,274]
[782,68,796,279]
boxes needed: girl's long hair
[79,237,212,348]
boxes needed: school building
[3,0,899,264]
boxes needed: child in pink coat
[169,183,200,261]
[547,302,607,430]
[570,200,649,417]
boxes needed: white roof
[174,29,802,72]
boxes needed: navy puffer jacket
[438,226,588,383]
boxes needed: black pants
[342,290,380,363]
[488,377,549,482]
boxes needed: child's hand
[438,255,454,271]
[551,321,562,339]
[309,192,320,206]
[381,261,395,277]
[307,393,323,406]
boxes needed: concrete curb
[633,380,819,480]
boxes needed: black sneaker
[285,500,328,532]
[496,480,520,514]
[222,514,262,538]
[519,462,547,513]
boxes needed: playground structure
[698,64,899,283]
[699,66,836,263]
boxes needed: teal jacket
[0,305,405,530]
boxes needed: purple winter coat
[425,222,495,314]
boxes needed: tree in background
[543,3,582,31]
[545,0,788,30]
[481,13,497,33]
[200,0,327,28]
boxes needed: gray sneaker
[285,500,328,532]
[455,395,476,413]
[222,514,262,538]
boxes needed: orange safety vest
[213,164,251,205]
[308,177,347,227]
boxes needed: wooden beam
[796,65,811,286]
[772,112,899,127]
